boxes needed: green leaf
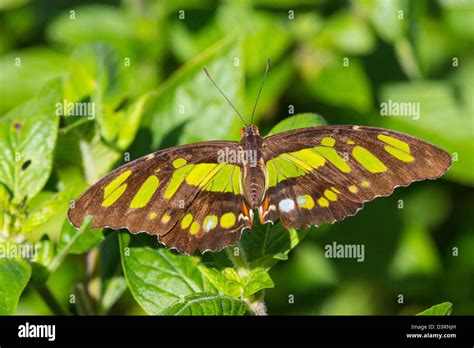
[101,276,127,313]
[273,244,339,291]
[56,120,121,184]
[198,266,242,297]
[389,225,441,279]
[440,0,474,40]
[354,0,408,42]
[119,232,217,315]
[273,253,288,260]
[320,282,375,315]
[290,12,324,41]
[415,18,460,76]
[416,302,453,316]
[22,187,78,234]
[451,58,474,121]
[57,217,104,255]
[170,5,291,76]
[400,185,451,229]
[30,236,55,285]
[240,221,309,270]
[0,0,27,11]
[32,237,55,267]
[0,184,10,232]
[98,231,122,293]
[0,48,67,114]
[48,216,96,272]
[231,9,292,76]
[198,265,274,298]
[222,267,241,282]
[160,293,245,316]
[244,59,295,121]
[46,5,135,52]
[266,113,327,136]
[315,10,375,55]
[115,94,150,150]
[64,42,133,147]
[241,268,274,297]
[305,58,373,113]
[0,256,31,314]
[143,37,243,149]
[0,79,61,203]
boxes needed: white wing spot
[204,220,214,232]
[279,199,295,213]
[203,216,217,232]
[297,196,306,205]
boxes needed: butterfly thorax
[240,125,267,209]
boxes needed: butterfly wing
[260,125,451,228]
[68,141,251,254]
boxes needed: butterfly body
[68,124,451,254]
[240,125,267,209]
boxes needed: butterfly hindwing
[260,125,451,228]
[160,190,251,253]
[67,141,251,254]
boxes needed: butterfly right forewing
[259,125,451,228]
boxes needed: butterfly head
[241,125,260,137]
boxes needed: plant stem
[226,242,268,315]
[246,299,268,315]
[31,282,70,315]
[75,282,95,315]
[245,291,268,316]
[48,217,93,273]
[225,241,249,275]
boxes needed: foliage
[0,252,31,314]
[0,0,472,316]
[416,302,453,316]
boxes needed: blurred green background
[0,0,473,315]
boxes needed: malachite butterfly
[68,62,452,254]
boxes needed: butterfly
[67,62,452,255]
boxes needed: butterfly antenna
[250,58,270,125]
[203,68,247,126]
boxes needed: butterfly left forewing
[260,125,451,228]
[68,140,252,254]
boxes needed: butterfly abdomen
[243,164,266,209]
[240,126,266,209]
